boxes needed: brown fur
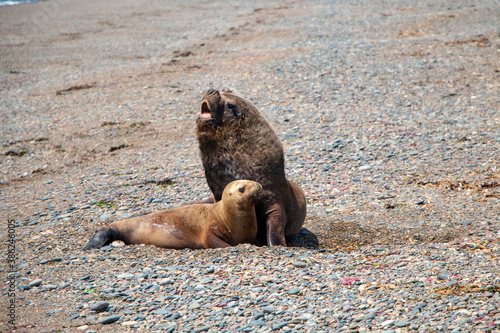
[83,180,262,249]
[196,89,307,246]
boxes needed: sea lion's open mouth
[200,101,213,119]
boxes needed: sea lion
[196,89,307,247]
[83,180,262,250]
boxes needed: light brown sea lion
[196,89,307,246]
[83,180,262,250]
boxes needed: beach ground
[1,0,499,332]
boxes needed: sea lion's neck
[219,198,257,243]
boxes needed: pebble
[358,165,372,171]
[152,308,170,315]
[381,320,394,327]
[29,279,43,287]
[159,278,174,285]
[291,261,307,268]
[90,301,109,312]
[249,319,266,326]
[111,240,125,247]
[99,315,120,324]
[188,302,201,310]
[117,273,134,279]
[272,322,289,330]
[262,306,275,314]
[456,317,472,325]
[364,312,377,320]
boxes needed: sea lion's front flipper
[265,204,287,246]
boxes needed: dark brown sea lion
[83,180,262,250]
[196,89,307,246]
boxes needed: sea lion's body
[83,180,262,249]
[196,89,307,246]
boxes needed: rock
[364,312,377,320]
[272,322,289,330]
[99,315,120,324]
[381,320,394,327]
[262,306,275,314]
[249,319,266,326]
[437,272,449,280]
[291,261,307,268]
[117,273,134,279]
[159,278,174,285]
[153,308,171,315]
[29,279,43,287]
[111,240,125,247]
[456,317,472,325]
[58,282,71,289]
[91,301,109,312]
[188,302,201,310]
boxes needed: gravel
[1,0,499,332]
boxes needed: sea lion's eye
[239,186,245,193]
[227,103,236,110]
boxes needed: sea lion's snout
[247,182,263,201]
[197,89,222,126]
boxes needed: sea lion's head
[196,89,248,132]
[222,180,262,209]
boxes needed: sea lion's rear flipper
[83,227,121,250]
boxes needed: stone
[99,315,120,324]
[91,301,109,312]
[29,279,43,287]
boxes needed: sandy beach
[1,0,500,332]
